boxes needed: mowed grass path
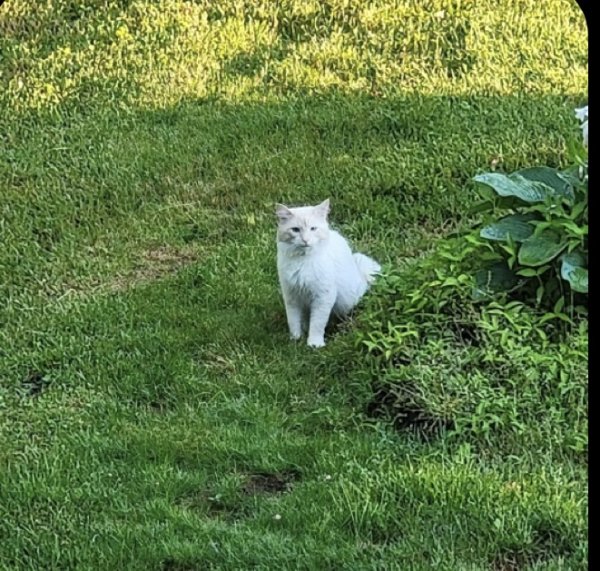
[0,1,587,569]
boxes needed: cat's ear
[315,198,330,218]
[275,203,293,222]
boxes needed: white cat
[276,199,381,348]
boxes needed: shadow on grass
[2,89,582,306]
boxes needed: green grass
[0,1,587,569]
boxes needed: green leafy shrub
[340,236,587,458]
[468,109,588,312]
[332,108,588,466]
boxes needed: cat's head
[275,199,330,251]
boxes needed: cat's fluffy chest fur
[277,230,367,314]
[275,199,380,348]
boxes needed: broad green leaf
[473,173,557,203]
[561,251,585,267]
[518,232,567,266]
[516,166,575,203]
[561,252,589,293]
[472,262,519,300]
[558,168,582,188]
[479,214,536,242]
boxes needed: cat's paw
[289,331,302,341]
[307,337,325,348]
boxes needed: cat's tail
[353,253,381,286]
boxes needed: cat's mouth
[294,244,311,255]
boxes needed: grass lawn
[0,1,587,569]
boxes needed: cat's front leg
[283,295,304,341]
[307,293,335,348]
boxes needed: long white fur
[275,199,381,348]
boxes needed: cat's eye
[291,227,300,233]
[310,226,317,231]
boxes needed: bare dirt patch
[109,244,199,292]
[242,469,301,496]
